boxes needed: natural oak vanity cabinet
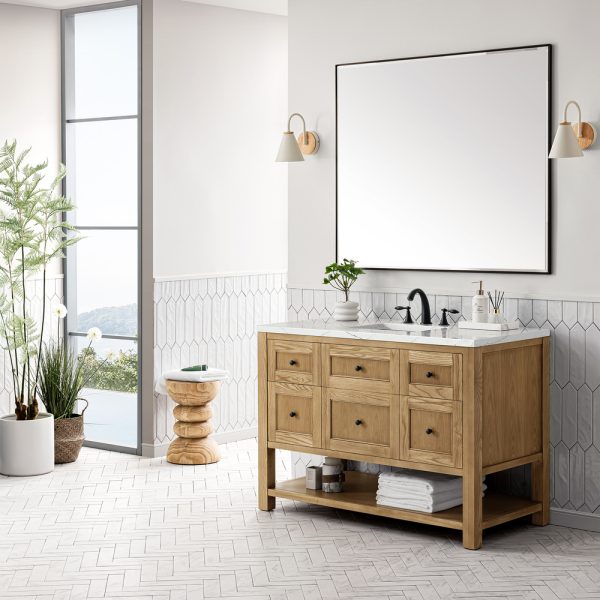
[324,388,398,459]
[267,382,322,448]
[258,322,550,550]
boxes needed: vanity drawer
[268,382,322,447]
[400,397,462,468]
[323,388,399,458]
[268,340,321,385]
[323,344,400,394]
[400,350,462,400]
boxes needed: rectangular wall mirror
[336,45,551,273]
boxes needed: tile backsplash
[287,286,600,518]
[153,272,287,446]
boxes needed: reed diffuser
[487,290,505,324]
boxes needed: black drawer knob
[426,371,434,378]
[426,427,434,435]
[355,365,363,372]
[289,359,297,366]
[355,419,363,426]
[289,411,297,418]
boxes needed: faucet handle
[395,305,414,324]
[440,308,460,326]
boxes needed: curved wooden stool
[166,380,221,465]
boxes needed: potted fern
[323,258,365,321]
[0,141,80,476]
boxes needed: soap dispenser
[471,281,487,323]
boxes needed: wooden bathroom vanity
[257,320,550,549]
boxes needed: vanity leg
[258,446,275,511]
[463,470,483,549]
[531,459,549,525]
[257,332,275,511]
[463,348,482,550]
[532,338,550,526]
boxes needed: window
[62,2,140,451]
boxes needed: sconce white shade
[549,121,584,158]
[275,131,304,162]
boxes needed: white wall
[288,0,600,300]
[0,4,60,173]
[153,0,288,278]
[0,4,61,274]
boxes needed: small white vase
[333,300,359,321]
[0,413,54,476]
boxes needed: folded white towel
[378,480,462,496]
[376,494,463,513]
[155,368,229,395]
[376,484,487,504]
[378,469,483,494]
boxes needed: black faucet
[407,288,432,325]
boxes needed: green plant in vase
[0,140,80,476]
[38,318,105,464]
[38,307,104,419]
[323,258,364,321]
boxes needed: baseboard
[550,507,600,532]
[141,442,170,458]
[213,427,257,444]
[141,427,258,458]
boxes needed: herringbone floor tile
[1,440,599,599]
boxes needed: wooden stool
[166,380,221,465]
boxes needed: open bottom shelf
[268,471,542,531]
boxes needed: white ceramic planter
[0,413,54,476]
[333,300,360,321]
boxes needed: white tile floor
[1,440,600,600]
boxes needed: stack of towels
[376,470,486,513]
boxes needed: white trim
[182,0,287,17]
[154,270,287,283]
[25,273,64,282]
[288,283,600,304]
[142,427,258,458]
[213,427,258,444]
[141,442,168,458]
[550,507,600,532]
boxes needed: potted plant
[323,258,365,321]
[38,310,104,464]
[0,141,79,476]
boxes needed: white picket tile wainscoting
[287,286,600,530]
[153,272,287,449]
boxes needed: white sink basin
[355,322,443,333]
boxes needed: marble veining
[258,318,550,347]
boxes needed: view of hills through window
[77,304,138,394]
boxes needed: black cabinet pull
[355,419,363,426]
[426,371,434,378]
[289,359,297,366]
[289,411,297,418]
[355,365,362,372]
[426,427,433,435]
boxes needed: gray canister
[306,465,322,490]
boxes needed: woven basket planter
[54,400,88,464]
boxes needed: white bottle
[471,281,487,323]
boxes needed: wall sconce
[549,100,596,159]
[275,113,320,162]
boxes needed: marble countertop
[257,319,551,348]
